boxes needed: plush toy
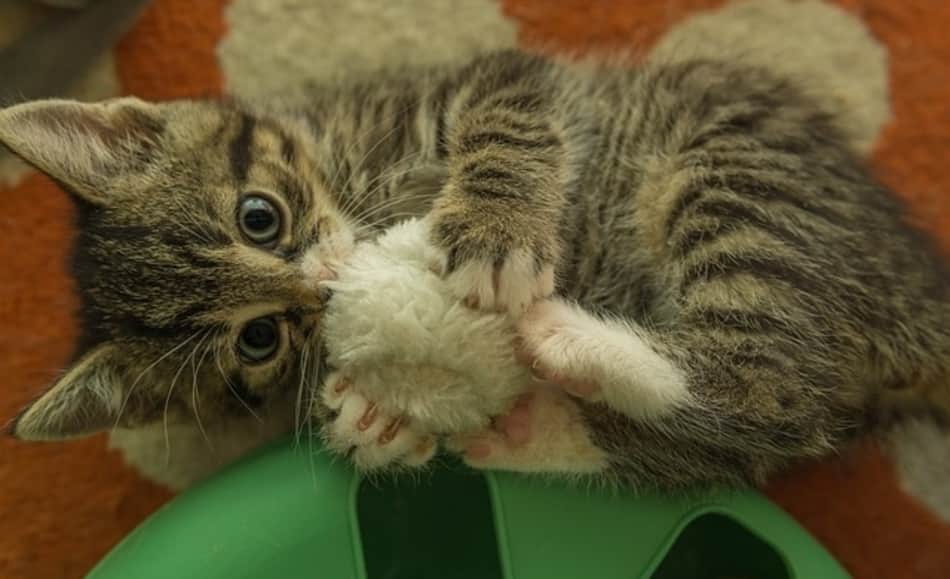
[321,218,532,439]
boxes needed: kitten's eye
[238,317,279,363]
[239,195,281,245]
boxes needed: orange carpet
[2,1,949,577]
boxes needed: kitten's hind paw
[321,372,437,470]
[515,299,690,420]
[447,388,607,474]
[515,299,605,400]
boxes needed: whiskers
[162,327,214,465]
[342,168,438,244]
[284,336,327,488]
[190,333,216,450]
[294,343,311,447]
[350,187,433,225]
[328,92,438,237]
[112,329,204,433]
[293,341,324,447]
[167,194,219,245]
[214,340,262,423]
[339,150,424,219]
[334,94,424,217]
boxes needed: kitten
[2,50,948,491]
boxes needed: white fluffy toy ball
[320,218,532,435]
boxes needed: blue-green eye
[239,194,280,245]
[238,317,279,363]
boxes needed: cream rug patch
[219,0,517,101]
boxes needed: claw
[404,436,438,467]
[562,379,599,399]
[377,417,403,445]
[512,336,533,366]
[324,370,438,469]
[427,260,444,276]
[334,377,351,394]
[357,403,378,431]
[414,436,435,456]
[530,361,550,382]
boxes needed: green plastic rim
[88,437,850,579]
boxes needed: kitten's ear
[8,345,124,441]
[0,97,163,204]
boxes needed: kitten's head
[0,97,354,440]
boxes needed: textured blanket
[1,1,948,577]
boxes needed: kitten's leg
[446,299,690,476]
[515,296,848,487]
[428,51,570,315]
[448,387,608,474]
[319,371,437,470]
[517,299,692,421]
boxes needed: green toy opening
[357,465,504,579]
[650,513,791,579]
[357,466,791,579]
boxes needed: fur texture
[648,0,890,156]
[2,36,945,490]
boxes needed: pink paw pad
[461,392,536,460]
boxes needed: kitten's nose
[293,278,333,313]
[299,244,341,286]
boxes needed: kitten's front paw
[320,371,437,470]
[428,241,555,316]
[425,208,557,316]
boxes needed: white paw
[321,371,437,470]
[516,299,690,420]
[516,299,604,399]
[432,248,555,316]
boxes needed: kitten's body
[523,59,950,487]
[4,50,949,490]
[307,53,950,487]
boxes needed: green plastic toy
[87,438,850,579]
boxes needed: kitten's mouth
[313,270,337,312]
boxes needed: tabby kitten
[3,50,948,490]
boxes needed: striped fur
[2,50,948,490]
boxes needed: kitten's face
[0,97,356,439]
